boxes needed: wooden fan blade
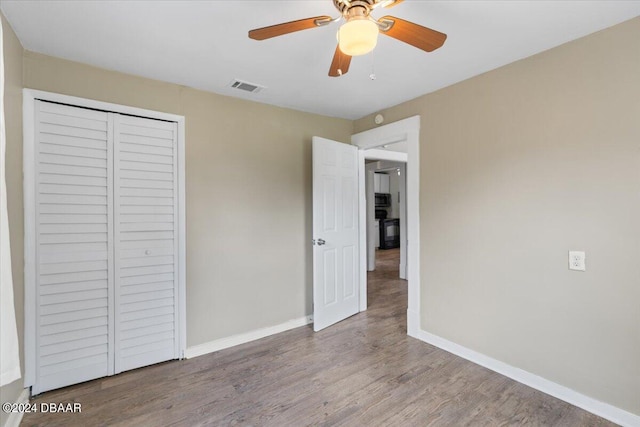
[329,45,352,77]
[249,16,332,40]
[379,16,447,52]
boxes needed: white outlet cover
[569,251,586,271]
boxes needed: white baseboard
[415,329,640,427]
[185,315,313,359]
[4,388,29,427]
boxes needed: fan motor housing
[333,0,377,15]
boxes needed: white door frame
[22,89,187,388]
[352,116,421,337]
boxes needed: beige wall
[19,53,352,347]
[355,17,640,415]
[0,13,25,427]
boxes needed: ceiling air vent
[229,79,265,94]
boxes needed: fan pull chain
[369,50,376,80]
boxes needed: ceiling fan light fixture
[248,0,447,78]
[338,17,379,56]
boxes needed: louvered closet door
[114,114,179,373]
[34,101,113,394]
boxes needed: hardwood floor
[22,248,613,426]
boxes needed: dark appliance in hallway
[375,193,391,207]
[379,218,400,249]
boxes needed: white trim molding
[185,316,313,359]
[364,149,407,162]
[352,116,420,149]
[4,388,30,427]
[415,329,640,427]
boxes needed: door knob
[316,239,326,246]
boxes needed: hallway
[22,249,611,426]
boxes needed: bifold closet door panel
[113,114,179,373]
[33,100,114,394]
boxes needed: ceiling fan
[248,0,447,77]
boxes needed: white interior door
[312,137,359,331]
[114,114,179,373]
[31,101,114,394]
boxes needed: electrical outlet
[569,251,586,271]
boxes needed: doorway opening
[365,159,407,280]
[352,116,421,337]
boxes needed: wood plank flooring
[22,249,614,426]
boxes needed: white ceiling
[2,1,639,120]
